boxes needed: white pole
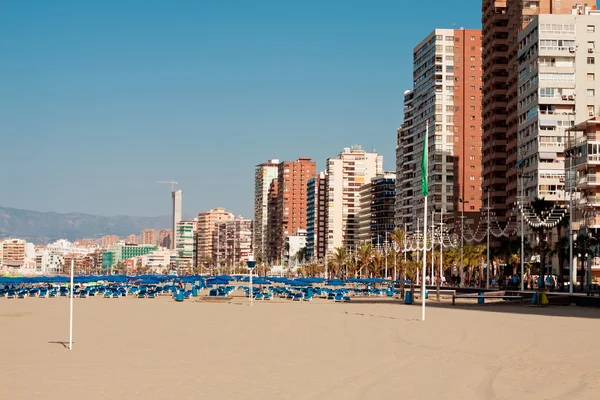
[486,188,490,289]
[422,196,428,321]
[430,209,434,283]
[568,117,574,295]
[521,173,525,291]
[249,267,253,307]
[439,207,443,284]
[69,258,74,351]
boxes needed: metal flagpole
[69,258,74,350]
[422,198,428,321]
[422,120,429,322]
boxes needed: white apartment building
[326,146,383,255]
[172,189,183,250]
[46,239,91,256]
[175,219,197,265]
[285,229,307,267]
[253,159,279,261]
[36,250,64,274]
[517,10,600,203]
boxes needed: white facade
[253,159,279,261]
[175,219,196,261]
[285,229,307,267]
[326,146,383,255]
[518,12,600,202]
[46,239,91,256]
[172,190,183,250]
[36,250,64,274]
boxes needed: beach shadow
[342,297,600,319]
[48,341,72,349]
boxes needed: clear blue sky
[0,0,481,218]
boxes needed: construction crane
[157,180,179,191]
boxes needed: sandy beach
[1,295,600,399]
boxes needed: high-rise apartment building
[306,171,327,261]
[212,217,253,270]
[175,219,197,264]
[517,11,600,207]
[567,117,600,279]
[125,234,139,244]
[158,229,173,249]
[196,208,234,265]
[266,158,316,265]
[483,0,594,218]
[265,179,280,264]
[359,173,396,245]
[396,29,483,234]
[101,235,120,248]
[172,190,183,250]
[253,159,279,262]
[326,146,383,254]
[141,229,157,246]
[0,239,26,268]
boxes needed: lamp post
[247,255,256,307]
[567,117,575,295]
[459,198,469,287]
[486,188,490,289]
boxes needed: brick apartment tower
[266,158,316,265]
[482,0,594,219]
[396,29,483,234]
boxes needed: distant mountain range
[0,206,175,244]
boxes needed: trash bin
[477,291,485,304]
[425,289,429,300]
[192,287,198,297]
[175,291,184,302]
[405,291,413,304]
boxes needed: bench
[586,290,600,297]
[452,294,523,305]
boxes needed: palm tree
[295,247,307,265]
[356,243,373,278]
[369,252,385,278]
[389,228,407,294]
[327,247,348,279]
[574,233,596,291]
[530,197,555,288]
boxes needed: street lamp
[247,255,256,307]
[517,164,534,292]
[485,188,491,289]
[458,198,469,287]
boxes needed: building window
[588,105,595,116]
[588,89,595,97]
[470,106,475,111]
[470,36,475,41]
[469,155,475,161]
[469,176,475,181]
[588,57,595,65]
[588,73,595,81]
[470,95,475,100]
[587,25,596,33]
[470,65,475,70]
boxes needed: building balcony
[578,174,600,187]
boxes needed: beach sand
[1,295,600,399]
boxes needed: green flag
[421,130,428,197]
